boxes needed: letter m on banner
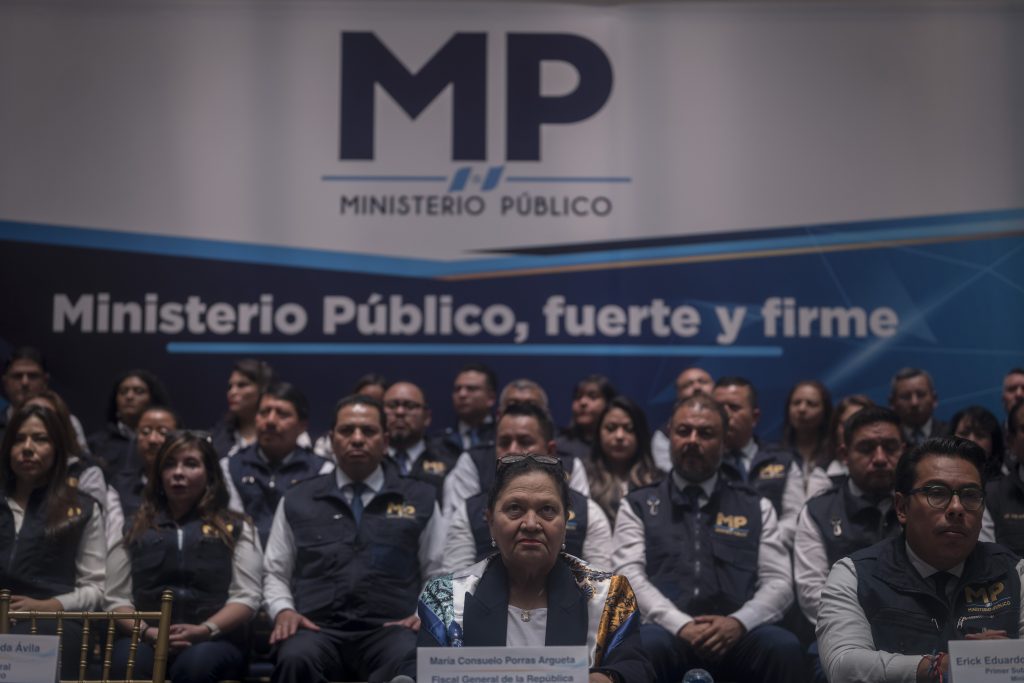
[340,32,613,162]
[340,32,487,161]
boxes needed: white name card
[0,634,59,683]
[417,646,590,683]
[949,639,1024,683]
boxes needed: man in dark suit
[890,367,946,446]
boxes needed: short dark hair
[714,376,758,409]
[105,369,171,424]
[572,374,616,404]
[331,394,387,431]
[260,382,309,422]
[949,405,1005,466]
[487,453,572,520]
[352,372,388,395]
[843,406,902,447]
[3,346,48,375]
[671,394,730,434]
[138,404,181,430]
[458,362,498,395]
[1008,398,1024,437]
[499,402,555,443]
[890,367,935,398]
[893,436,987,495]
[233,358,275,391]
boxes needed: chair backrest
[0,589,173,683]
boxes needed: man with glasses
[382,381,456,504]
[817,436,1024,683]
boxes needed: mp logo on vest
[963,581,1011,614]
[386,502,417,519]
[757,464,786,480]
[714,513,750,538]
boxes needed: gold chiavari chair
[0,589,172,683]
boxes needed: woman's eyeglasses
[497,453,562,470]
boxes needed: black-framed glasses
[909,484,985,511]
[497,453,562,470]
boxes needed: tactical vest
[108,461,146,523]
[128,512,241,629]
[465,489,589,562]
[626,477,763,616]
[852,536,1021,653]
[986,469,1024,558]
[0,488,95,598]
[284,471,436,630]
[228,445,325,546]
[721,447,794,515]
[805,483,901,567]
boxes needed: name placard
[949,640,1024,683]
[0,635,59,683]
[417,646,589,683]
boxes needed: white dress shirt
[262,464,446,622]
[817,544,1024,683]
[612,472,793,637]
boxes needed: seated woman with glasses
[0,405,106,679]
[399,453,652,682]
[106,431,262,683]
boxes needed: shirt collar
[335,463,385,494]
[847,478,892,512]
[905,541,964,580]
[389,439,426,464]
[902,417,934,440]
[672,470,718,500]
[740,438,758,462]
[257,447,296,468]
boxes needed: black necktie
[349,482,366,525]
[933,571,953,602]
[683,485,703,511]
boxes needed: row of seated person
[4,392,1024,682]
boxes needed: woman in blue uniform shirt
[0,405,106,678]
[106,431,262,683]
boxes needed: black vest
[805,482,901,567]
[284,469,436,630]
[721,446,794,515]
[986,468,1024,558]
[394,444,457,507]
[852,536,1021,653]
[228,444,325,546]
[108,460,146,524]
[0,488,95,599]
[465,489,589,563]
[626,476,763,616]
[128,511,241,629]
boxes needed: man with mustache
[613,394,803,683]
[817,436,1024,682]
[381,381,456,504]
[222,382,332,546]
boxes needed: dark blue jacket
[0,487,95,599]
[852,535,1021,653]
[626,476,763,616]
[284,467,437,631]
[986,467,1024,558]
[720,444,795,515]
[128,510,241,633]
[805,482,901,567]
[227,444,325,546]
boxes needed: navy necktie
[349,482,367,525]
[683,485,703,511]
[394,449,410,476]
